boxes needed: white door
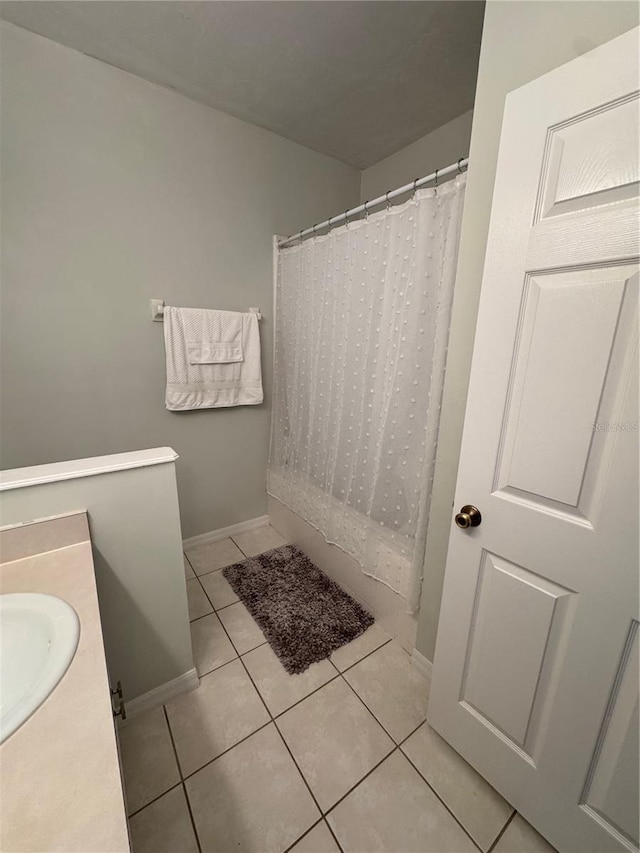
[428,27,639,853]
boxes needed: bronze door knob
[455,505,482,529]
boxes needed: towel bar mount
[150,300,262,322]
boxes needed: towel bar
[150,300,262,322]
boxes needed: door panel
[495,267,629,508]
[582,621,639,848]
[461,551,576,754]
[539,95,639,218]
[428,27,639,853]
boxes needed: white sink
[0,593,80,744]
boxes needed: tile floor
[121,526,559,853]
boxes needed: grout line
[162,707,203,853]
[229,535,249,557]
[162,705,185,779]
[324,670,486,851]
[323,746,399,817]
[180,718,274,784]
[396,718,426,747]
[402,749,485,853]
[197,574,392,719]
[227,629,338,850]
[338,671,398,744]
[231,640,401,827]
[187,574,215,623]
[231,638,327,823]
[323,816,344,853]
[179,585,280,787]
[199,574,396,784]
[194,574,234,638]
[181,782,203,853]
[235,635,392,723]
[235,638,397,731]
[187,598,245,624]
[281,818,325,853]
[214,598,242,613]
[269,672,342,721]
[188,609,217,624]
[236,639,269,655]
[198,594,263,665]
[337,636,394,675]
[193,565,232,579]
[224,632,266,658]
[236,654,273,720]
[273,717,326,822]
[214,615,341,849]
[126,781,183,820]
[196,652,240,679]
[174,646,419,824]
[163,613,275,789]
[187,573,450,852]
[487,809,517,853]
[197,571,268,658]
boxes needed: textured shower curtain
[269,174,466,611]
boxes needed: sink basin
[0,593,80,744]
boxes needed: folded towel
[163,307,263,410]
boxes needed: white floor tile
[327,751,477,853]
[186,577,213,621]
[217,601,266,654]
[232,526,287,557]
[199,568,240,610]
[243,643,338,717]
[128,785,198,853]
[190,612,237,676]
[165,659,269,777]
[402,723,513,851]
[183,555,195,579]
[290,821,341,853]
[118,707,180,815]
[277,678,393,811]
[329,624,391,672]
[493,814,558,853]
[186,724,319,853]
[185,537,245,576]
[344,641,428,741]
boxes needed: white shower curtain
[269,174,466,611]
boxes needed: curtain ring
[385,190,392,211]
[312,223,318,239]
[363,200,369,221]
[411,178,419,200]
[344,209,351,228]
[457,158,465,174]
[433,168,439,195]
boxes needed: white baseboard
[183,514,269,549]
[411,649,433,681]
[125,668,199,717]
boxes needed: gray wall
[416,0,640,662]
[0,21,360,538]
[0,458,191,701]
[360,110,473,202]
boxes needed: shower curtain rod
[278,156,468,249]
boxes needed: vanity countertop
[0,512,129,852]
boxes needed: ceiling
[0,1,485,169]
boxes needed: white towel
[163,307,263,410]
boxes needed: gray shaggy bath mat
[222,544,374,674]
